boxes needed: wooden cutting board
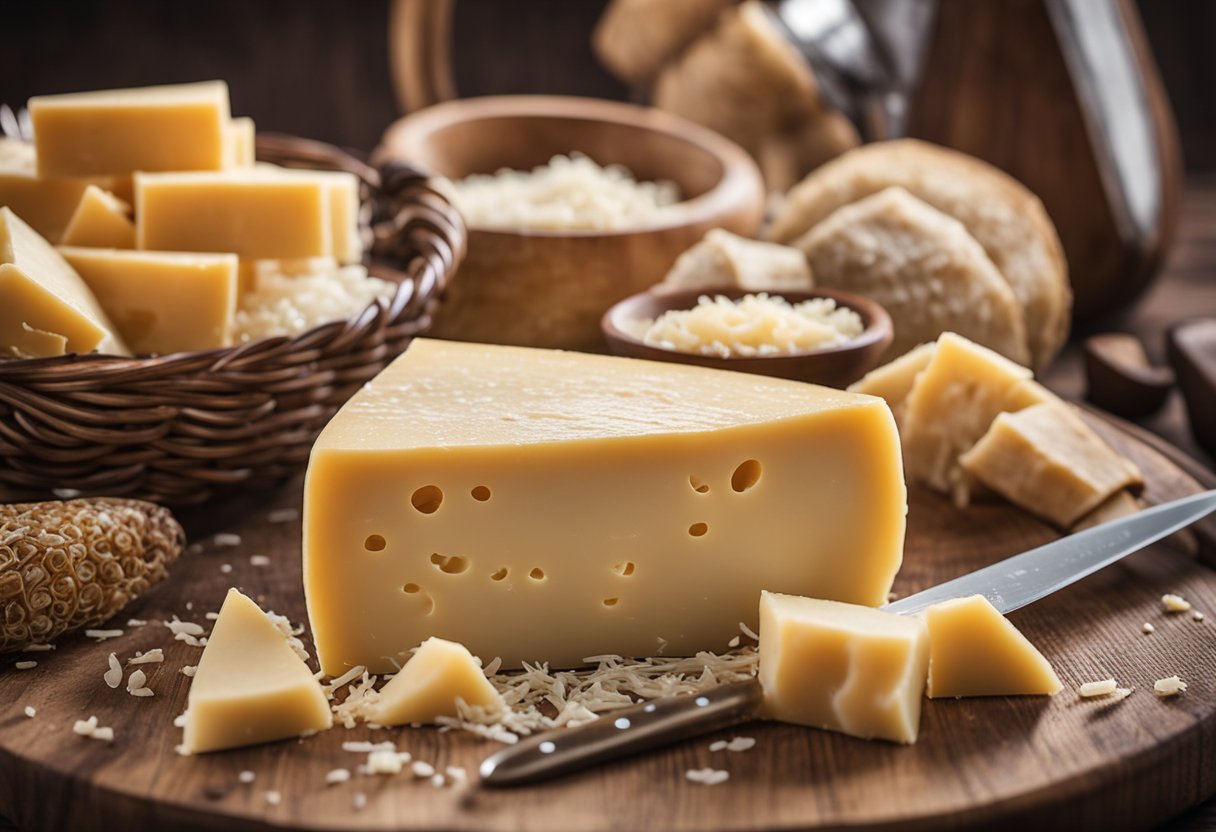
[2,413,1215,832]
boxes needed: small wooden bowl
[375,95,766,352]
[602,287,894,388]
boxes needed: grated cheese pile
[234,261,395,343]
[628,293,864,359]
[451,153,680,232]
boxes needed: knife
[479,489,1216,787]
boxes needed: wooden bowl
[602,287,894,388]
[374,95,766,352]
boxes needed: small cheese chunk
[0,207,128,357]
[847,341,937,426]
[960,402,1144,528]
[228,117,257,167]
[366,637,505,726]
[182,589,332,753]
[136,170,332,261]
[902,332,1057,505]
[0,139,104,242]
[1153,675,1187,697]
[758,591,929,744]
[29,81,232,178]
[924,595,1062,698]
[304,339,907,672]
[59,185,136,249]
[656,229,812,295]
[58,247,238,355]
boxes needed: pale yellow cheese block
[924,595,1062,698]
[29,81,232,178]
[367,637,505,726]
[228,116,256,167]
[902,332,1057,506]
[758,591,930,744]
[182,588,332,754]
[959,402,1145,529]
[264,168,362,264]
[59,185,135,249]
[0,207,128,357]
[847,341,937,427]
[304,339,907,673]
[58,247,237,355]
[136,170,332,260]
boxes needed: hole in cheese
[731,460,762,492]
[689,523,708,537]
[689,475,709,494]
[603,597,619,607]
[401,583,434,614]
[490,568,508,582]
[411,485,443,514]
[529,568,546,581]
[471,486,491,502]
[403,583,421,593]
[430,553,469,574]
[364,534,386,552]
[613,561,636,577]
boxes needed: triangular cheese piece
[182,589,332,753]
[367,637,504,726]
[925,595,1062,698]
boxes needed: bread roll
[801,187,1030,365]
[656,228,812,294]
[593,0,738,86]
[770,140,1070,369]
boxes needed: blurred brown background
[2,0,1212,169]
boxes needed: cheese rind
[901,332,1056,505]
[135,170,332,260]
[29,81,232,178]
[183,589,332,754]
[58,247,237,355]
[304,339,907,673]
[59,185,136,249]
[367,637,504,726]
[959,402,1144,529]
[924,595,1062,698]
[0,207,128,357]
[758,591,929,744]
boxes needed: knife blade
[479,489,1216,787]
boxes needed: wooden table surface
[1,181,1213,832]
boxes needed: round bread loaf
[770,140,1070,369]
[801,187,1030,365]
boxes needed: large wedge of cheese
[182,589,332,753]
[959,402,1144,529]
[58,247,237,355]
[367,637,505,726]
[758,591,929,744]
[29,81,232,178]
[304,339,906,673]
[135,170,332,260]
[924,595,1062,698]
[0,207,128,357]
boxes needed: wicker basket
[0,134,466,505]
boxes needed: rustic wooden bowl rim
[378,94,764,240]
[601,286,895,365]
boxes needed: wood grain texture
[0,417,1213,832]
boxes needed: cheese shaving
[1078,679,1118,698]
[1162,593,1192,613]
[1154,675,1187,697]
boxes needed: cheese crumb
[181,665,197,677]
[686,767,730,785]
[353,793,368,810]
[220,563,233,574]
[1162,593,1192,613]
[268,508,300,524]
[709,740,728,752]
[366,749,404,775]
[727,636,741,648]
[128,649,164,665]
[24,706,36,718]
[23,643,54,652]
[239,770,256,784]
[445,766,467,783]
[92,726,114,742]
[213,533,242,547]
[411,761,436,779]
[325,768,351,785]
[265,790,282,806]
[1154,676,1187,697]
[104,653,122,688]
[85,629,124,641]
[430,773,446,788]
[73,716,99,736]
[1078,679,1118,698]
[342,740,396,754]
[726,736,756,752]
[127,669,153,697]
[126,619,148,627]
[1142,622,1155,634]
[14,660,36,670]
[250,555,271,567]
[1193,610,1206,622]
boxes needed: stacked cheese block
[0,81,365,358]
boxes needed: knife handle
[478,679,764,787]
